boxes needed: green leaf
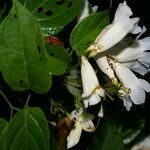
[33,0,83,36]
[88,120,124,150]
[50,125,59,150]
[0,107,49,150]
[46,44,71,64]
[18,0,46,12]
[0,0,66,94]
[70,11,109,55]
[0,118,8,137]
[121,114,145,145]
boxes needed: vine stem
[24,94,31,108]
[69,49,74,56]
[0,89,20,121]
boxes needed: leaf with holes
[18,0,45,12]
[33,0,83,36]
[0,108,49,150]
[0,0,67,94]
[70,11,109,56]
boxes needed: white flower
[78,0,98,22]
[116,37,150,62]
[123,61,150,76]
[88,1,141,57]
[115,36,150,76]
[96,56,115,79]
[67,109,95,149]
[81,56,104,108]
[114,63,150,110]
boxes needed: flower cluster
[82,0,150,110]
[67,0,150,148]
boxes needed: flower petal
[114,1,132,22]
[130,86,145,104]
[114,63,146,104]
[139,79,150,93]
[70,108,83,120]
[83,92,101,108]
[82,119,95,132]
[114,1,140,34]
[67,121,82,149]
[96,56,115,78]
[117,42,141,62]
[123,98,132,111]
[81,56,100,97]
[117,37,150,62]
[138,37,150,52]
[138,52,150,65]
[123,61,150,76]
[115,63,139,87]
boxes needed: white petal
[139,79,150,93]
[96,56,115,78]
[94,21,130,53]
[130,86,145,104]
[114,63,146,104]
[114,1,140,33]
[83,92,101,108]
[97,87,105,97]
[138,52,150,65]
[135,26,146,40]
[123,61,150,76]
[132,26,142,34]
[117,37,150,62]
[78,0,89,22]
[70,108,83,120]
[82,119,95,132]
[123,98,132,111]
[138,37,150,52]
[81,56,100,97]
[67,121,82,149]
[117,42,141,62]
[132,65,150,76]
[114,1,132,22]
[115,63,139,87]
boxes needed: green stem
[0,90,12,108]
[24,94,31,108]
[0,89,20,121]
[109,0,112,10]
[69,49,74,56]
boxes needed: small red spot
[45,36,64,46]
